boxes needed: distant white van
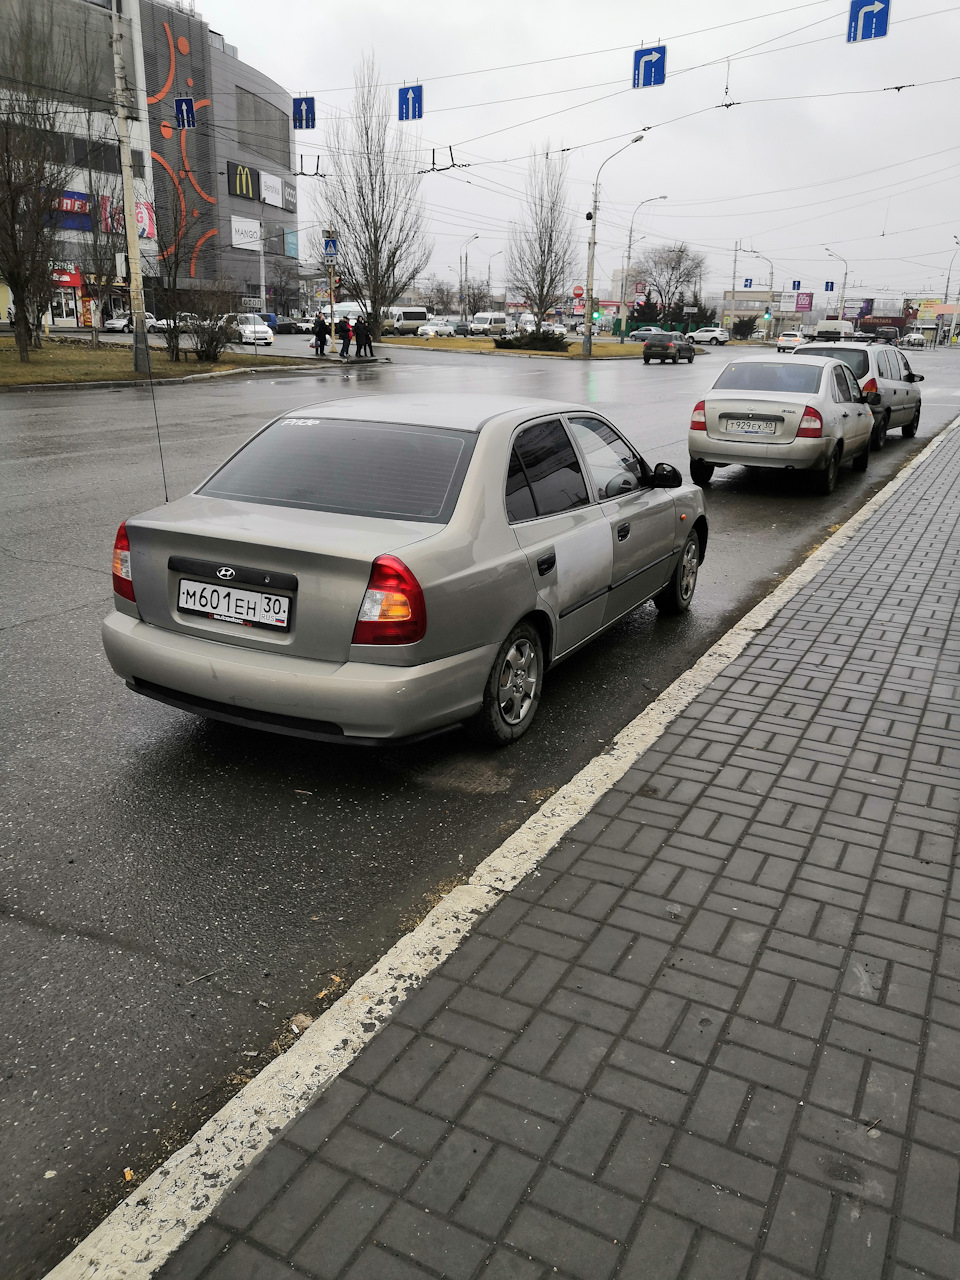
[383,307,429,334]
[470,312,508,335]
[814,319,854,340]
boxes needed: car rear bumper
[688,434,834,470]
[102,610,497,742]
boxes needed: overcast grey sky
[194,0,960,306]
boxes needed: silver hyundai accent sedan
[103,395,707,745]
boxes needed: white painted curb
[45,421,957,1278]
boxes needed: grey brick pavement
[160,430,960,1280]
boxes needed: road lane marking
[45,416,959,1279]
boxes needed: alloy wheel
[498,639,538,725]
[679,537,699,603]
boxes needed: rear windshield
[800,347,869,379]
[644,333,672,343]
[200,418,475,522]
[713,361,823,393]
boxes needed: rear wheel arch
[524,609,555,668]
[692,515,708,562]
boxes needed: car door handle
[536,552,556,576]
[617,523,630,541]
[841,411,850,418]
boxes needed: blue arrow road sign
[792,279,801,290]
[323,237,338,262]
[174,97,196,129]
[399,85,423,121]
[847,0,890,43]
[293,96,315,130]
[633,46,666,88]
[825,281,835,291]
[743,278,753,288]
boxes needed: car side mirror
[865,391,882,406]
[653,462,683,489]
[907,372,923,382]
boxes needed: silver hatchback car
[103,395,707,745]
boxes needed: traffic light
[593,310,600,321]
[764,310,771,321]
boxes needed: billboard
[227,161,260,201]
[918,297,944,321]
[779,291,797,312]
[260,171,283,208]
[795,291,813,312]
[231,216,261,251]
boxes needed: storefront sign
[260,171,283,208]
[231,216,261,251]
[795,291,813,312]
[227,161,261,201]
[282,181,297,213]
[52,267,83,287]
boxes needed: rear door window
[512,420,589,517]
[201,418,475,522]
[505,448,536,523]
[832,366,853,402]
[841,365,862,400]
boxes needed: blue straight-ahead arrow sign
[293,96,315,130]
[633,46,666,88]
[399,85,423,121]
[825,281,835,291]
[743,278,753,289]
[174,97,195,129]
[847,0,890,43]
[792,279,802,290]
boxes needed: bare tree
[270,259,298,315]
[465,277,490,317]
[422,275,456,315]
[0,0,75,361]
[506,149,575,336]
[633,243,706,319]
[311,57,431,339]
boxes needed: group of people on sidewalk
[312,313,374,359]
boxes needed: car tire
[871,410,890,451]
[710,337,719,345]
[643,358,650,365]
[123,322,131,333]
[654,531,700,615]
[672,354,679,364]
[852,441,869,472]
[902,405,920,438]
[471,621,544,746]
[814,446,841,495]
[690,458,714,487]
[687,353,694,363]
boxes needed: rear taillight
[797,406,823,438]
[690,401,706,431]
[111,521,136,601]
[352,555,426,645]
[862,377,878,395]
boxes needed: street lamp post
[583,134,644,358]
[948,235,960,347]
[825,247,849,329]
[745,249,774,341]
[618,195,666,343]
[488,250,503,306]
[459,233,478,321]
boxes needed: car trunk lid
[126,494,438,663]
[704,392,807,443]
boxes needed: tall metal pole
[826,247,848,327]
[110,0,149,373]
[948,236,960,347]
[583,135,644,358]
[618,195,666,343]
[745,250,774,341]
[259,206,267,313]
[459,234,476,322]
[730,240,739,331]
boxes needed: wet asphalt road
[2,345,959,1277]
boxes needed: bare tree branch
[311,57,431,340]
[506,149,575,335]
[633,243,706,318]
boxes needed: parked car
[798,341,923,448]
[628,325,665,342]
[102,394,706,747]
[257,313,278,332]
[901,331,926,349]
[776,331,805,352]
[688,355,873,494]
[294,317,316,333]
[382,307,430,334]
[417,323,441,337]
[642,333,696,365]
[690,327,729,345]
[223,313,274,345]
[103,312,159,332]
[150,312,199,334]
[450,320,471,336]
[274,317,300,334]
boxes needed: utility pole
[584,134,644,357]
[618,195,666,343]
[730,240,739,331]
[826,247,848,327]
[948,235,960,347]
[459,233,477,322]
[745,250,774,341]
[259,205,267,313]
[110,0,149,373]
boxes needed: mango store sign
[231,216,261,251]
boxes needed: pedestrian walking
[337,316,351,358]
[312,312,328,357]
[353,315,373,357]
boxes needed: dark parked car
[643,333,695,365]
[452,320,471,336]
[274,316,299,334]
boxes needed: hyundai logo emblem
[217,566,236,580]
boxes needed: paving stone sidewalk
[161,431,960,1280]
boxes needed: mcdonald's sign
[227,160,260,201]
